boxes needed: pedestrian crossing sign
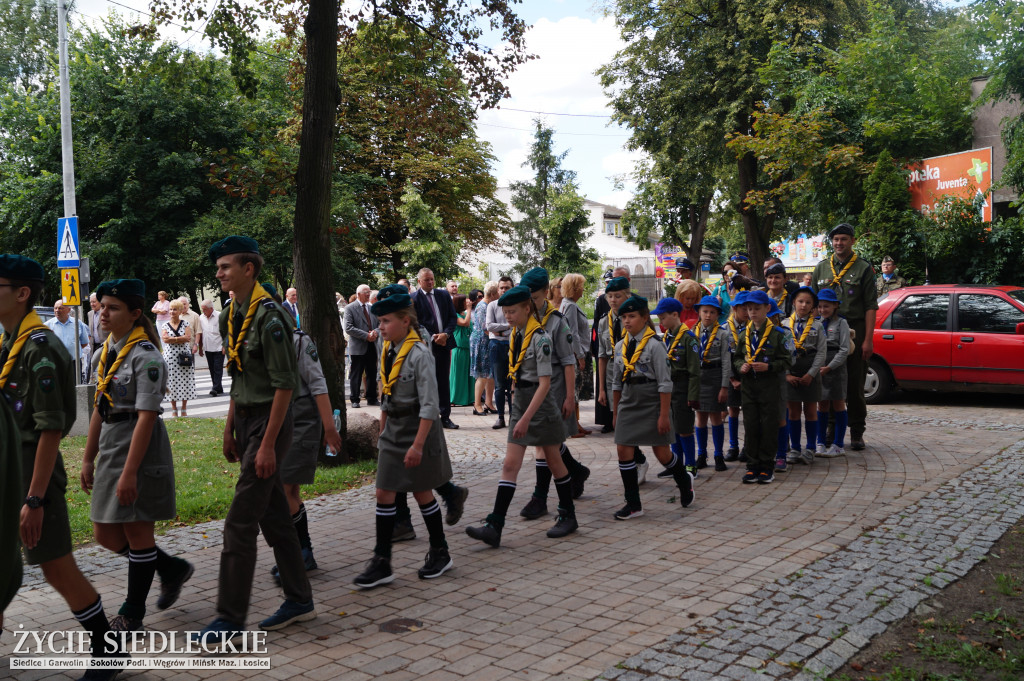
[57,216,80,268]
[61,268,81,306]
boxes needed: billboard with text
[907,147,992,222]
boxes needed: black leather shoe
[851,438,866,451]
[570,465,590,500]
[209,390,218,397]
[724,447,739,462]
[714,457,729,472]
[472,409,487,416]
[492,418,506,430]
[442,419,460,430]
[444,486,468,525]
[600,424,614,434]
[466,523,502,547]
[366,400,380,407]
[519,496,548,519]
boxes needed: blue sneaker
[258,599,316,631]
[774,458,788,473]
[192,618,245,645]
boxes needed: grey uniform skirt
[509,382,564,447]
[614,381,673,447]
[670,382,695,434]
[281,397,321,485]
[377,412,453,492]
[550,369,575,441]
[787,352,823,403]
[91,416,176,523]
[820,351,848,401]
[697,364,727,412]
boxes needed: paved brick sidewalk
[2,401,1021,680]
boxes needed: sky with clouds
[70,0,638,209]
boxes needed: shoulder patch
[305,341,319,363]
[148,366,161,382]
[30,331,48,344]
[263,300,277,309]
[784,336,795,352]
[32,358,56,372]
[38,374,55,392]
[139,341,156,351]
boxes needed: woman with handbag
[159,299,196,417]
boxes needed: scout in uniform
[734,290,793,484]
[196,236,315,642]
[690,296,731,473]
[815,288,851,457]
[519,267,590,521]
[812,223,878,451]
[782,287,827,468]
[262,283,343,583]
[611,295,695,519]
[80,279,193,632]
[466,286,578,546]
[598,277,649,482]
[1,392,20,628]
[353,288,455,588]
[876,256,907,298]
[723,291,750,462]
[767,299,793,469]
[765,262,795,317]
[651,297,702,478]
[0,255,122,680]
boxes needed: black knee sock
[374,503,397,559]
[486,480,517,529]
[533,460,552,499]
[665,451,691,489]
[73,597,115,656]
[553,474,574,514]
[394,493,412,523]
[293,504,312,551]
[560,444,584,476]
[121,547,158,620]
[633,446,647,466]
[434,481,456,505]
[419,499,448,549]
[619,460,641,508]
[152,546,188,582]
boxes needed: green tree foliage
[396,182,460,279]
[540,183,599,277]
[0,0,57,91]
[857,150,927,284]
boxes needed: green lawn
[60,418,376,546]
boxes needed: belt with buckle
[235,403,273,419]
[104,412,138,424]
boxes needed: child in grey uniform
[353,288,454,589]
[466,286,578,547]
[815,288,851,458]
[611,295,695,520]
[784,287,827,467]
[80,279,193,633]
[691,296,731,473]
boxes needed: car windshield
[1008,289,1024,306]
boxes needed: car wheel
[864,357,892,404]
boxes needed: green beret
[95,279,146,302]
[371,293,412,316]
[261,282,278,298]
[605,276,629,293]
[0,254,44,282]
[520,267,549,292]
[618,294,648,315]
[498,285,532,307]
[827,223,856,240]
[208,235,260,263]
[378,284,409,300]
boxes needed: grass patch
[60,418,376,546]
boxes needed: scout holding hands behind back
[814,288,851,458]
[782,287,826,468]
[611,295,695,520]
[691,296,732,473]
[466,285,579,547]
[353,285,455,589]
[80,279,194,633]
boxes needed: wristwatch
[24,496,48,509]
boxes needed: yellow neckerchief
[380,326,423,396]
[728,316,741,348]
[788,314,813,350]
[0,311,48,389]
[94,326,148,408]
[745,319,775,363]
[665,323,689,359]
[508,315,542,383]
[621,326,656,380]
[539,301,558,327]
[829,252,859,287]
[770,288,788,307]
[694,320,720,363]
[226,283,269,373]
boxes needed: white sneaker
[815,443,827,456]
[637,460,649,485]
[821,444,845,458]
[801,449,815,465]
[786,448,802,464]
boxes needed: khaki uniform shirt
[876,273,907,298]
[611,331,673,394]
[219,292,299,407]
[812,254,879,323]
[511,328,553,383]
[91,335,167,415]
[294,332,328,399]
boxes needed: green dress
[449,313,475,406]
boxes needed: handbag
[168,321,194,367]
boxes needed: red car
[866,285,1024,403]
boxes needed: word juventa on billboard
[906,147,993,222]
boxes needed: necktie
[625,336,637,362]
[363,303,371,326]
[512,329,523,369]
[613,317,621,344]
[384,347,396,378]
[97,347,118,418]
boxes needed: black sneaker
[724,447,740,462]
[695,454,708,470]
[108,614,143,633]
[465,522,502,547]
[571,465,590,499]
[741,470,758,484]
[444,485,469,525]
[678,470,695,508]
[546,511,578,538]
[757,470,775,484]
[353,555,394,589]
[392,518,416,542]
[714,457,728,472]
[519,496,548,520]
[738,447,749,463]
[492,418,506,430]
[656,468,673,479]
[156,560,194,610]
[418,547,453,579]
[613,504,644,520]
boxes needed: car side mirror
[1017,322,1024,335]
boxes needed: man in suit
[412,268,459,429]
[283,288,300,326]
[343,284,379,408]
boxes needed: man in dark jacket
[412,268,459,429]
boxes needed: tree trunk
[686,194,712,283]
[736,150,772,277]
[293,0,350,459]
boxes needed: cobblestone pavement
[2,394,1022,680]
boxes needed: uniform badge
[784,337,795,352]
[13,399,23,413]
[148,366,160,382]
[567,333,573,344]
[33,358,56,372]
[541,342,551,356]
[272,327,284,342]
[116,385,128,398]
[39,375,54,393]
[306,344,319,363]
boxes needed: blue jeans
[488,339,511,419]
